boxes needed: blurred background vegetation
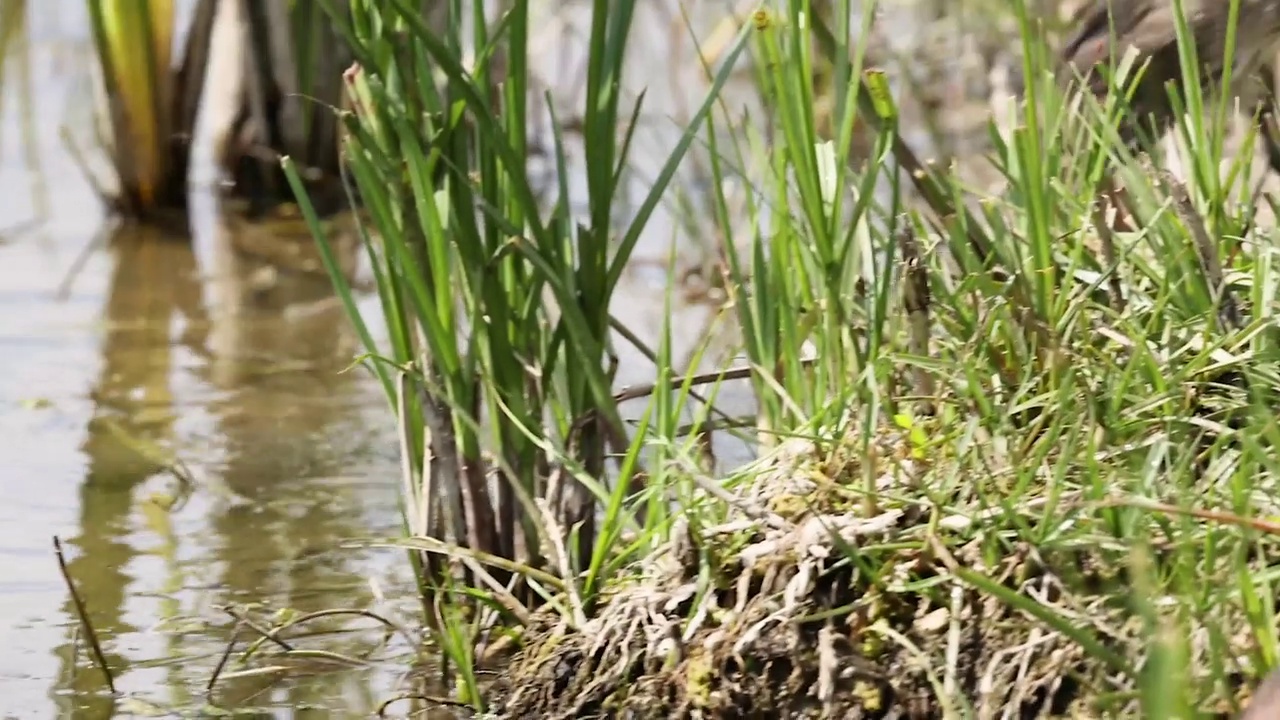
[9,0,356,228]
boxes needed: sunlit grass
[75,0,227,224]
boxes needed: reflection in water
[50,216,406,717]
[198,212,389,711]
[59,224,205,719]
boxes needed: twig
[943,581,964,700]
[612,360,818,404]
[206,620,242,696]
[53,536,116,694]
[1099,496,1280,534]
[376,693,475,718]
[1162,171,1243,332]
[55,219,115,300]
[396,370,435,576]
[258,648,370,666]
[534,497,586,628]
[1091,177,1127,313]
[816,621,838,714]
[607,313,739,425]
[896,223,936,415]
[416,366,470,551]
[222,605,295,651]
[59,126,115,209]
[220,607,376,671]
[667,414,755,438]
[274,608,416,647]
[0,218,41,243]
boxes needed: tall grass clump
[286,0,1280,715]
[80,0,352,224]
[85,0,217,220]
[285,0,753,708]
[221,0,352,218]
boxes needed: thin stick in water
[206,620,242,696]
[222,605,295,651]
[53,536,116,694]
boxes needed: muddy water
[0,174,417,714]
[0,5,420,717]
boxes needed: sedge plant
[284,0,755,708]
[84,0,217,220]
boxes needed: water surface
[1,4,416,716]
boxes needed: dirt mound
[483,432,1182,719]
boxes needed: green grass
[285,0,1280,715]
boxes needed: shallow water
[0,2,771,717]
[0,4,421,716]
[1,222,416,714]
[0,181,417,710]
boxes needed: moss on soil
[473,410,1280,720]
[481,431,1129,719]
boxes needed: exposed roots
[485,428,1271,719]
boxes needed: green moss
[853,679,884,711]
[768,492,809,519]
[684,653,715,707]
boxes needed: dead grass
[485,419,1280,718]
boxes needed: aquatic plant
[85,0,216,220]
[81,0,349,224]
[220,0,351,218]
